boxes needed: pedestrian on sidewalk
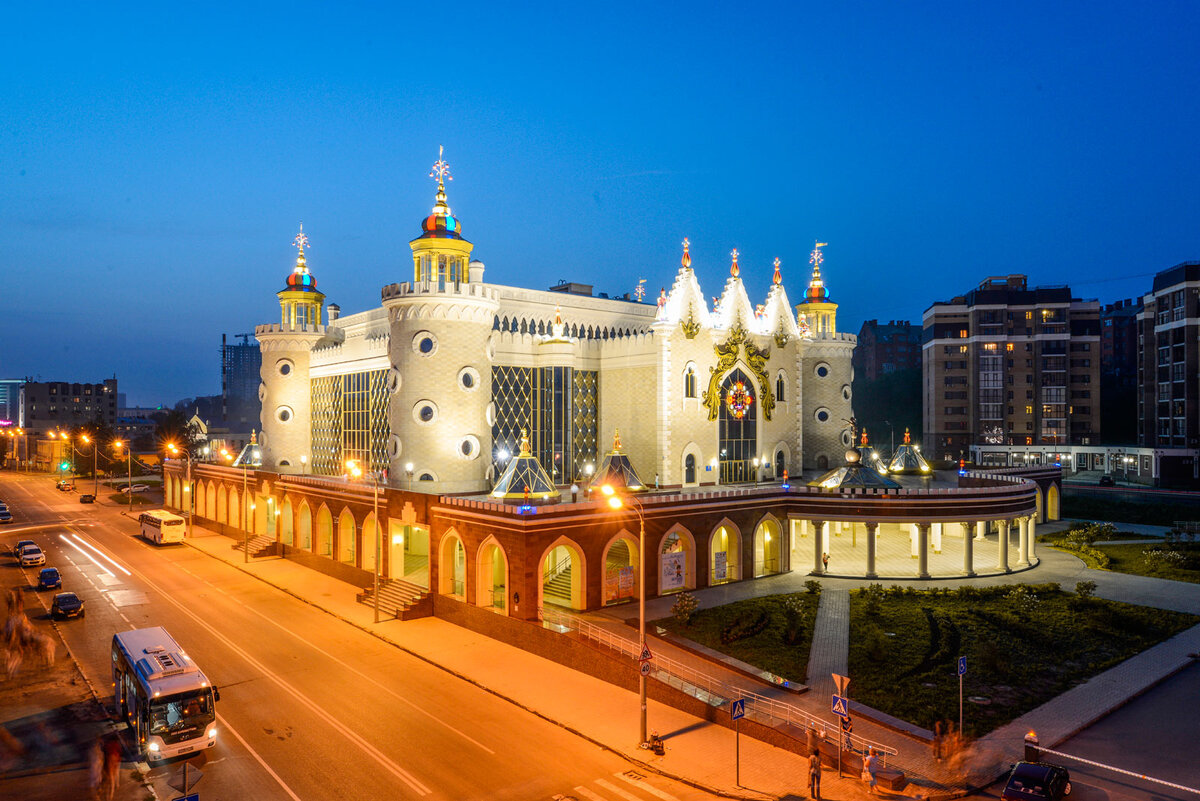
[808,749,822,800]
[101,735,121,801]
[822,552,830,572]
[86,738,103,801]
[862,747,880,795]
[932,720,944,761]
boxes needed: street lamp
[347,458,383,624]
[601,483,649,748]
[81,434,99,497]
[405,462,414,492]
[166,443,194,542]
[113,440,133,511]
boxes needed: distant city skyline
[2,2,1197,406]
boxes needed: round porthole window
[485,402,497,426]
[258,383,266,401]
[842,384,851,401]
[387,367,402,394]
[841,430,853,447]
[412,400,438,424]
[815,362,830,378]
[486,333,498,362]
[276,406,293,423]
[277,359,293,377]
[412,331,438,357]
[815,407,831,423]
[458,435,481,460]
[458,366,480,392]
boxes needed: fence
[539,606,897,761]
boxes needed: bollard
[1023,730,1040,763]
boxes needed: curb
[182,535,780,801]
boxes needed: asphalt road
[0,472,720,801]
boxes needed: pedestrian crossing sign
[831,694,850,718]
[731,699,745,720]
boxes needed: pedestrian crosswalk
[551,771,687,801]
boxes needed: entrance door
[719,369,757,484]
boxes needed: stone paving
[805,589,849,700]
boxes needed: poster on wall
[618,566,635,598]
[713,551,727,582]
[604,569,619,603]
[661,552,686,591]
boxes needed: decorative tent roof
[886,428,931,474]
[586,430,647,493]
[490,429,560,503]
[283,224,320,293]
[808,448,901,491]
[416,146,467,242]
[857,429,889,474]
[232,430,263,468]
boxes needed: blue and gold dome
[416,146,467,242]
[284,225,320,292]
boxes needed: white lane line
[573,787,607,801]
[58,534,115,576]
[217,714,305,801]
[594,778,644,801]
[613,772,681,801]
[202,577,494,754]
[124,564,431,796]
[69,534,132,575]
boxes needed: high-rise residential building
[0,379,23,426]
[853,320,921,381]
[20,378,119,434]
[1137,262,1200,452]
[1100,297,1143,444]
[222,333,262,433]
[923,275,1101,459]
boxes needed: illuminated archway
[361,512,382,572]
[215,485,227,525]
[708,520,742,586]
[601,530,639,605]
[280,497,294,546]
[315,505,333,557]
[205,482,217,520]
[297,500,312,550]
[1047,483,1060,521]
[337,508,357,565]
[753,515,783,576]
[438,531,466,596]
[658,524,696,594]
[538,536,587,611]
[477,537,509,613]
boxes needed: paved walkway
[805,589,849,700]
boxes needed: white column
[1028,517,1037,562]
[975,520,987,541]
[963,522,975,577]
[865,522,878,578]
[1017,517,1030,567]
[997,519,1010,572]
[917,522,930,579]
[813,520,825,574]
[932,522,943,554]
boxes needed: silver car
[19,546,46,567]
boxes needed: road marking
[613,772,680,801]
[68,533,132,575]
[198,575,495,754]
[573,787,608,801]
[58,534,116,576]
[218,713,305,801]
[119,562,432,796]
[594,778,644,801]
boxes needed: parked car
[14,540,36,558]
[37,567,62,590]
[57,483,74,492]
[51,592,84,619]
[1002,761,1072,800]
[19,546,46,567]
[1098,475,1115,487]
[0,508,12,523]
[79,494,95,504]
[121,484,150,494]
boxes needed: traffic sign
[171,795,198,801]
[639,643,653,663]
[731,698,745,720]
[831,694,850,718]
[958,656,967,676]
[640,662,651,676]
[832,673,850,696]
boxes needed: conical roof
[809,448,901,490]
[490,429,560,504]
[856,429,889,474]
[232,430,263,468]
[586,430,648,493]
[886,428,931,474]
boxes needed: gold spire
[861,429,869,446]
[518,428,531,456]
[730,248,740,278]
[681,237,692,269]
[429,145,453,215]
[903,427,911,445]
[807,241,828,299]
[773,256,782,286]
[250,429,258,444]
[612,429,623,451]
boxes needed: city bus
[111,627,220,761]
[139,510,185,545]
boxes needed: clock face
[726,381,754,420]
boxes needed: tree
[852,367,923,452]
[154,409,201,451]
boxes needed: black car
[79,494,95,504]
[51,592,84,619]
[1098,475,1115,487]
[1001,761,1071,800]
[0,508,12,523]
[37,567,62,590]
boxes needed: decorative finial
[861,429,869,446]
[681,237,692,269]
[657,287,667,308]
[903,427,911,445]
[634,279,646,302]
[773,257,782,285]
[250,429,258,444]
[613,429,622,451]
[810,241,827,273]
[430,145,452,186]
[293,223,309,255]
[554,305,564,328]
[730,248,740,278]
[519,428,530,455]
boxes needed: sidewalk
[183,525,889,801]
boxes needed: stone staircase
[543,565,573,604]
[357,578,432,620]
[233,534,278,559]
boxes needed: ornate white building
[256,154,856,493]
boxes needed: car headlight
[207,728,217,738]
[148,742,160,752]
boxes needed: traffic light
[60,461,71,471]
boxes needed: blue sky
[2,1,1197,406]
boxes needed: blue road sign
[172,795,198,801]
[958,656,967,676]
[731,698,745,720]
[831,694,849,718]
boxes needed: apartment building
[924,275,1101,459]
[1138,262,1200,452]
[853,319,922,381]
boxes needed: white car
[121,484,151,494]
[19,546,46,567]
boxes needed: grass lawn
[848,584,1198,736]
[1094,542,1200,584]
[654,590,822,684]
[105,493,156,505]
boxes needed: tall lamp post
[347,459,383,623]
[81,434,99,497]
[405,462,414,492]
[601,484,648,747]
[113,440,133,511]
[166,443,194,541]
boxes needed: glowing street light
[601,483,649,747]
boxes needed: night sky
[3,2,1197,406]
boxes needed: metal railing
[539,607,897,761]
[1037,745,1200,797]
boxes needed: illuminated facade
[256,154,856,493]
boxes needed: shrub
[1006,585,1040,615]
[720,610,770,644]
[804,579,823,595]
[1075,580,1097,600]
[782,595,809,645]
[864,626,887,662]
[863,583,885,617]
[671,592,699,627]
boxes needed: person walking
[808,749,822,800]
[863,747,880,795]
[933,720,944,761]
[87,738,103,801]
[822,552,830,573]
[101,736,121,801]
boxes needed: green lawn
[654,590,822,685]
[848,584,1197,736]
[1095,542,1200,584]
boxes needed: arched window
[685,453,696,484]
[684,365,697,398]
[775,450,785,479]
[776,372,786,402]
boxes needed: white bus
[139,510,185,544]
[111,627,220,760]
